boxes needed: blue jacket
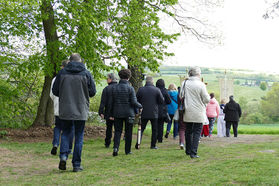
[167,90,178,115]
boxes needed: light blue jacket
[167,90,178,115]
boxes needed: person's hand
[139,108,143,113]
[109,117,114,121]
[100,114,104,119]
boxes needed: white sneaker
[180,143,185,150]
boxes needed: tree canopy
[0,0,220,127]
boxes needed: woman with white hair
[179,66,210,158]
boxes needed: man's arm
[201,84,210,105]
[131,87,142,109]
[238,104,242,118]
[98,87,107,117]
[223,104,227,114]
[87,72,96,97]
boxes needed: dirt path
[162,134,279,148]
[1,134,278,182]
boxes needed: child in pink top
[206,93,220,137]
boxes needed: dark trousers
[113,118,133,154]
[141,118,158,147]
[105,119,114,146]
[226,121,238,137]
[185,122,203,156]
[60,120,85,168]
[157,118,165,143]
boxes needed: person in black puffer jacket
[223,96,242,137]
[156,79,171,143]
[109,69,142,156]
[136,76,164,149]
[98,73,118,148]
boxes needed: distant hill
[159,66,279,82]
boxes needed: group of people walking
[50,56,242,172]
[203,94,242,138]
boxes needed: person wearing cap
[179,66,210,158]
[223,96,242,137]
[50,60,74,156]
[99,73,118,148]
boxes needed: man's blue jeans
[52,116,74,154]
[60,120,85,168]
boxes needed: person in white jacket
[50,60,74,155]
[179,66,210,158]
[217,99,226,137]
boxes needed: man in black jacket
[136,76,164,149]
[109,69,142,156]
[53,53,96,172]
[99,73,118,148]
[224,96,242,137]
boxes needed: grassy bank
[1,134,279,185]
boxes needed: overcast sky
[164,0,279,74]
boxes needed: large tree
[0,0,220,127]
[0,0,117,126]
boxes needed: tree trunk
[128,64,143,92]
[32,76,54,126]
[32,0,59,127]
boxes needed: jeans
[105,119,114,146]
[208,117,216,136]
[226,121,238,137]
[157,118,165,142]
[140,118,158,148]
[52,116,74,153]
[60,120,85,168]
[166,114,179,138]
[113,118,133,154]
[185,122,203,156]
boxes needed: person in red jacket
[206,93,220,137]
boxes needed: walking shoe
[135,143,139,149]
[126,152,132,155]
[180,143,185,150]
[58,159,67,170]
[164,132,169,138]
[150,146,158,149]
[73,166,83,172]
[190,155,200,159]
[113,148,118,156]
[51,146,57,155]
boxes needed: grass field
[1,133,279,185]
[153,74,267,103]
